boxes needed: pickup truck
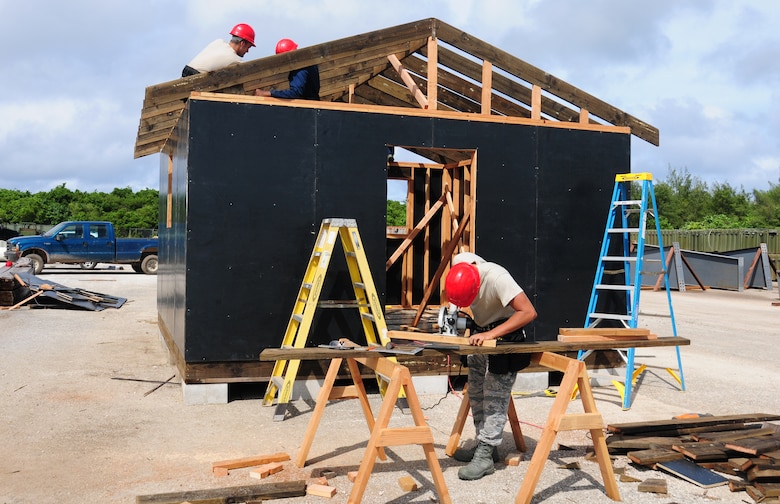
[4,221,158,275]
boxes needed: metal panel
[722,244,773,290]
[639,245,744,291]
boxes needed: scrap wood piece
[729,479,750,492]
[698,461,743,476]
[748,460,780,482]
[755,482,780,497]
[505,453,523,466]
[135,481,306,504]
[211,452,290,475]
[627,448,684,466]
[726,434,780,456]
[671,441,731,462]
[693,425,776,442]
[398,475,419,492]
[306,484,337,498]
[3,289,44,310]
[606,434,689,452]
[637,478,667,494]
[729,457,753,472]
[607,413,780,435]
[249,462,284,479]
[656,459,729,488]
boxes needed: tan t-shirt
[187,39,242,72]
[469,262,523,327]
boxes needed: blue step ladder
[579,172,686,409]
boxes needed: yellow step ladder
[262,218,393,421]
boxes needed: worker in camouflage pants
[444,252,538,481]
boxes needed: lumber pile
[607,413,780,502]
[0,260,31,307]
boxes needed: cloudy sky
[1,0,778,198]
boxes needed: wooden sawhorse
[449,351,620,504]
[295,355,451,504]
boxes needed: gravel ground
[1,264,778,503]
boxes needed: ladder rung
[608,228,639,233]
[601,256,636,261]
[270,376,285,389]
[589,312,632,321]
[595,284,633,291]
[360,312,375,321]
[346,252,356,257]
[302,282,312,289]
[292,314,304,322]
[354,282,365,290]
[613,200,642,206]
[318,300,368,309]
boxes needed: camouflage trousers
[466,353,515,447]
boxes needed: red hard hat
[275,38,298,54]
[230,23,256,46]
[444,262,480,307]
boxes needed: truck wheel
[26,253,44,275]
[80,261,98,270]
[141,254,158,275]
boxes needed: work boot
[457,442,496,480]
[453,442,500,463]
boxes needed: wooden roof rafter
[134,17,658,159]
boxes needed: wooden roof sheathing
[134,18,658,159]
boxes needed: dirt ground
[1,265,779,503]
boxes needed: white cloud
[0,0,778,194]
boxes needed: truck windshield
[42,223,69,237]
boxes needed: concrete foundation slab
[182,382,228,405]
[411,375,449,395]
[513,372,549,392]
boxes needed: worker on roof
[254,38,320,100]
[182,24,256,77]
[445,252,537,481]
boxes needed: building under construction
[134,18,659,389]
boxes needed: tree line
[0,185,158,231]
[386,168,780,229]
[1,169,777,232]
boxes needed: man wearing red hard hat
[255,38,320,100]
[182,24,256,77]
[444,252,537,481]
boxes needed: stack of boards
[606,413,780,502]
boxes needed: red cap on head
[444,262,480,307]
[275,38,298,54]
[230,23,255,46]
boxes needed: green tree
[386,200,406,226]
[752,183,780,227]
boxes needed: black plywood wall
[159,99,629,363]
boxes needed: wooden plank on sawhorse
[294,355,451,504]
